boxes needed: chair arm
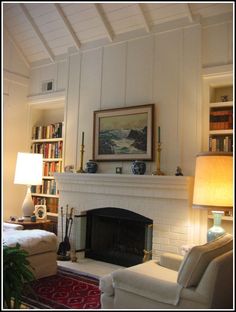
[159,253,184,271]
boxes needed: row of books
[209,136,233,152]
[209,109,233,130]
[31,141,63,159]
[43,161,62,176]
[31,179,57,195]
[32,122,63,140]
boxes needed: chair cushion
[3,229,57,256]
[177,233,233,288]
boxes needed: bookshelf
[202,67,233,153]
[209,87,233,152]
[31,122,63,216]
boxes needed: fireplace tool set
[57,205,74,261]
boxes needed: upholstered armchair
[99,233,233,309]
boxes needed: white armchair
[100,233,233,309]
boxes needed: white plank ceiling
[3,2,233,66]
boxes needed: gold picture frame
[93,104,154,161]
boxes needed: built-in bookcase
[28,94,65,230]
[202,67,233,153]
[208,86,233,152]
[31,122,64,214]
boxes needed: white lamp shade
[14,152,43,185]
[193,152,233,209]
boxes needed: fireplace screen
[85,207,153,267]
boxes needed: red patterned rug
[22,266,101,309]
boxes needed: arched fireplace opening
[85,207,153,267]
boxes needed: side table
[5,219,53,232]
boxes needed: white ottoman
[3,228,57,279]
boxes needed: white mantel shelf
[54,173,194,200]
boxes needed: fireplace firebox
[85,207,153,267]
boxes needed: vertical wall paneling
[177,29,184,172]
[101,43,127,109]
[29,68,42,95]
[64,53,81,167]
[56,60,68,91]
[227,22,233,63]
[154,30,180,175]
[182,25,202,175]
[100,42,128,173]
[126,36,153,106]
[77,48,103,167]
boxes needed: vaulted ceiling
[3,2,233,67]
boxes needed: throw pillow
[177,233,233,287]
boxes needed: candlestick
[158,127,161,143]
[152,142,165,176]
[82,131,84,146]
[77,133,85,173]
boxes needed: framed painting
[93,104,154,161]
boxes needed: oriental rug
[22,266,101,309]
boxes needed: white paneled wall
[27,20,233,177]
[64,25,201,176]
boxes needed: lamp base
[207,211,225,242]
[22,186,35,219]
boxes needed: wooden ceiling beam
[19,3,55,63]
[137,4,151,33]
[93,3,113,42]
[184,3,194,23]
[54,3,81,50]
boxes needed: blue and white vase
[85,160,98,173]
[131,160,146,175]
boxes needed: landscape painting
[93,104,154,161]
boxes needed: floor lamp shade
[14,152,43,219]
[192,152,233,241]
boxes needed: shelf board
[209,101,233,107]
[208,215,233,221]
[32,193,59,198]
[43,158,63,162]
[209,129,233,135]
[43,176,55,180]
[32,138,63,143]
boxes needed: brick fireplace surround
[54,173,207,260]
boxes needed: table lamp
[14,152,43,220]
[192,152,233,242]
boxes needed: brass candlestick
[77,144,85,173]
[152,143,165,175]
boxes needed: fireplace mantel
[54,173,205,260]
[54,173,193,200]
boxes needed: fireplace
[85,207,153,267]
[54,173,206,262]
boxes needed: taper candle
[82,131,84,145]
[158,127,160,143]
